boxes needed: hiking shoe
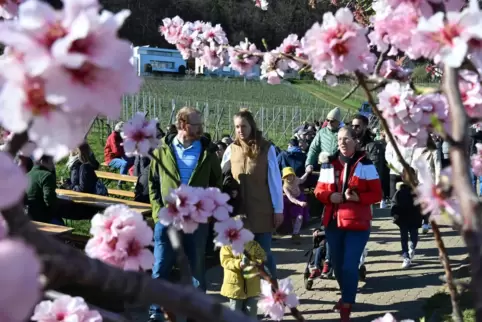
[309,268,321,280]
[402,258,411,269]
[321,262,332,277]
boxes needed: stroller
[303,228,368,290]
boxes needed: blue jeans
[149,222,199,321]
[325,241,331,263]
[254,232,277,279]
[400,225,418,258]
[314,246,324,269]
[108,157,133,175]
[193,223,209,292]
[325,225,370,304]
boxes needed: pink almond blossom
[0,239,42,322]
[458,69,482,119]
[86,205,154,271]
[158,185,201,233]
[369,1,419,56]
[0,152,28,209]
[122,112,159,157]
[303,8,371,80]
[413,159,460,221]
[472,143,482,176]
[0,0,22,20]
[228,40,261,75]
[258,278,299,321]
[31,295,102,322]
[213,217,254,255]
[205,187,232,221]
[412,7,482,68]
[160,16,184,44]
[254,0,269,10]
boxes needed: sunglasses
[326,119,337,123]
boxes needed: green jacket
[148,134,223,223]
[25,165,57,222]
[305,127,339,166]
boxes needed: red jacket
[314,151,382,231]
[104,131,124,164]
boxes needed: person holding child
[391,167,422,269]
[282,166,312,243]
[220,239,266,318]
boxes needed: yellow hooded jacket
[220,240,266,300]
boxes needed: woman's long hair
[75,143,93,165]
[233,109,263,159]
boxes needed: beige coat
[229,139,274,233]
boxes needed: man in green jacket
[148,107,222,322]
[25,156,59,224]
[305,106,341,170]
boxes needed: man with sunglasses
[305,106,341,279]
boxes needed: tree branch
[443,66,482,321]
[357,71,462,320]
[341,83,360,101]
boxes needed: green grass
[423,288,475,322]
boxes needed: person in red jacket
[314,126,382,322]
[104,122,133,178]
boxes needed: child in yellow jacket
[220,240,267,318]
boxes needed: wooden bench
[107,188,135,198]
[95,171,138,183]
[56,189,151,216]
[34,221,74,237]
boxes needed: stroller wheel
[359,265,367,281]
[305,278,313,290]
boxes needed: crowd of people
[1,104,481,322]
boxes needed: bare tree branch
[341,83,360,101]
[443,66,482,322]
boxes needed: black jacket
[134,155,151,203]
[69,153,99,193]
[277,148,307,177]
[391,183,423,228]
[221,160,242,216]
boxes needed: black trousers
[389,174,402,199]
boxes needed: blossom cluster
[259,278,300,321]
[0,0,140,162]
[413,160,460,221]
[122,112,160,157]
[32,295,102,322]
[160,8,377,85]
[377,82,450,147]
[85,205,154,271]
[158,185,255,255]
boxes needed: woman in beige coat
[221,109,283,279]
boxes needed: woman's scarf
[66,154,79,170]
